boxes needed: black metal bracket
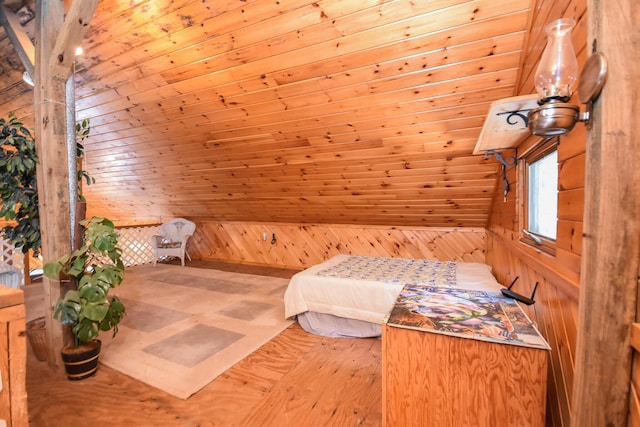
[500,276,539,305]
[496,110,531,127]
[485,149,517,168]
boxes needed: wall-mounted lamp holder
[528,20,607,137]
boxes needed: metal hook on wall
[501,165,510,202]
[484,150,517,202]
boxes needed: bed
[284,254,504,338]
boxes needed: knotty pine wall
[1,0,537,230]
[486,0,586,426]
[188,222,486,270]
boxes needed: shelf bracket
[484,149,517,167]
[496,110,531,128]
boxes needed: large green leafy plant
[44,216,126,347]
[0,114,94,255]
[75,118,95,202]
[0,113,40,254]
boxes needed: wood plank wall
[3,0,534,229]
[188,221,487,270]
[486,0,586,426]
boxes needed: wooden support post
[33,0,98,370]
[34,0,69,370]
[571,0,640,425]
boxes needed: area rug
[99,264,293,399]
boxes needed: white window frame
[518,137,559,255]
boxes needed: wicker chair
[151,218,196,267]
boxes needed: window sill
[519,236,556,257]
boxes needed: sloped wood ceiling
[0,0,534,227]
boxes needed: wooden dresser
[382,286,549,427]
[0,286,28,427]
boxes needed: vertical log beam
[34,0,69,370]
[33,0,98,370]
[571,0,640,425]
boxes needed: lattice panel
[0,235,24,269]
[0,227,157,286]
[0,234,25,287]
[116,225,159,267]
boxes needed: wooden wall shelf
[473,94,539,155]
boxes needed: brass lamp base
[528,102,580,137]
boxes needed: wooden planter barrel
[60,340,101,381]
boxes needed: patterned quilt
[315,255,457,288]
[284,254,501,324]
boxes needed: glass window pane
[528,151,558,239]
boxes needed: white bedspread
[284,254,504,324]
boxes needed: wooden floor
[25,260,383,426]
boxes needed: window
[520,138,558,254]
[528,150,558,238]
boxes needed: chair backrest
[159,218,196,242]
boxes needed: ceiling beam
[0,4,35,76]
[49,0,98,77]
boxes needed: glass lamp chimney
[534,18,579,104]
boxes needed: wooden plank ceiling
[0,0,534,227]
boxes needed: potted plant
[43,216,126,380]
[1,113,98,362]
[0,113,95,257]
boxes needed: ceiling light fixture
[75,46,83,56]
[22,70,34,87]
[528,18,608,137]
